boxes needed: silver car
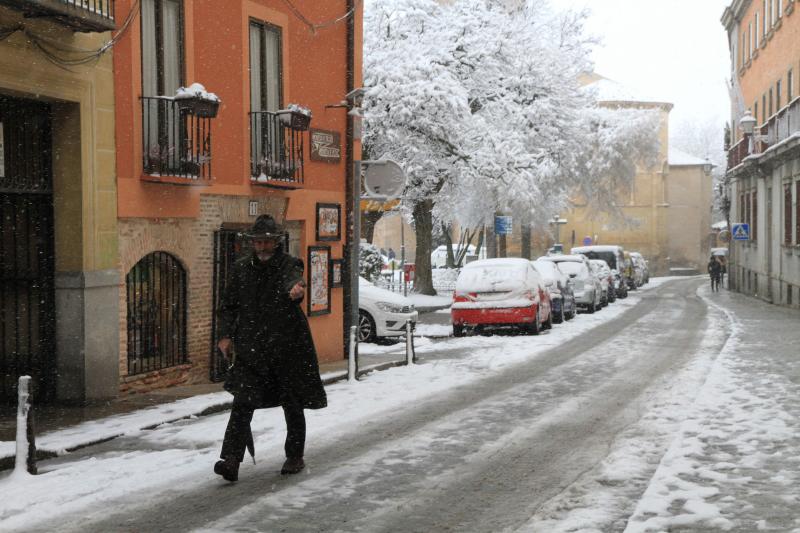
[537,255,602,313]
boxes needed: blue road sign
[732,223,750,241]
[494,216,513,235]
[582,236,592,246]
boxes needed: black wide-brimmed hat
[245,214,284,239]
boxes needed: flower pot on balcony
[176,97,220,118]
[277,104,312,131]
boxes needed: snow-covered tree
[363,0,660,294]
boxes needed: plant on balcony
[277,104,312,131]
[174,83,221,118]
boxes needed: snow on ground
[0,279,668,530]
[413,323,452,337]
[408,293,452,308]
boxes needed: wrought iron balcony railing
[728,96,800,170]
[0,0,116,32]
[249,111,305,187]
[141,96,213,181]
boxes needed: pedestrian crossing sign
[732,223,750,241]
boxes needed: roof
[668,147,711,167]
[581,74,672,108]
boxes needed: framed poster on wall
[330,258,344,288]
[315,202,341,241]
[308,245,331,316]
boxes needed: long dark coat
[219,249,327,410]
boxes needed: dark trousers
[220,399,306,462]
[711,274,721,292]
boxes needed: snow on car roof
[570,245,623,253]
[462,257,531,269]
[538,254,585,262]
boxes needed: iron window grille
[141,96,212,180]
[126,251,187,375]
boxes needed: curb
[0,360,409,472]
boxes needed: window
[796,181,800,244]
[763,93,767,121]
[745,192,751,230]
[770,0,776,25]
[249,20,282,113]
[754,101,759,125]
[779,0,783,18]
[764,0,769,35]
[785,183,793,245]
[777,79,782,110]
[769,87,774,116]
[789,69,794,101]
[749,22,754,57]
[752,190,758,242]
[754,11,760,48]
[141,0,184,98]
[126,252,187,375]
[741,32,747,67]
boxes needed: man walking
[707,256,722,292]
[215,215,327,482]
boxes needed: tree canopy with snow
[363,0,660,293]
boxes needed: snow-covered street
[1,277,798,532]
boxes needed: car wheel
[544,309,553,330]
[358,310,377,343]
[453,324,465,337]
[528,307,541,335]
[553,307,564,324]
[587,295,596,314]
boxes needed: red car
[451,258,552,337]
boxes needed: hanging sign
[494,216,513,235]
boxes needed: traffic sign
[495,215,513,235]
[362,160,406,199]
[582,236,592,246]
[732,223,750,241]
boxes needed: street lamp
[739,110,756,135]
[549,215,568,247]
[703,157,713,176]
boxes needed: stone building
[722,0,800,307]
[0,1,120,403]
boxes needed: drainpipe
[344,0,356,359]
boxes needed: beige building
[0,1,120,403]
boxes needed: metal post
[405,319,413,366]
[401,217,407,296]
[351,160,361,365]
[15,375,36,476]
[348,325,358,382]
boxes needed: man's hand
[218,337,232,357]
[289,281,305,301]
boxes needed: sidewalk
[0,347,415,471]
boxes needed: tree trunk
[498,233,507,258]
[412,199,436,295]
[474,228,484,261]
[521,223,532,259]
[486,221,497,258]
[443,222,456,268]
[361,210,384,243]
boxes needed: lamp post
[549,215,568,247]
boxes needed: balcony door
[141,0,184,173]
[249,21,283,176]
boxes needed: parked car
[431,244,485,268]
[630,252,649,285]
[532,259,576,323]
[451,258,552,336]
[358,277,418,343]
[539,254,602,313]
[588,259,615,306]
[570,245,629,299]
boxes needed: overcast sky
[552,0,732,135]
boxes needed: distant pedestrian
[707,256,722,292]
[214,215,327,482]
[387,247,396,260]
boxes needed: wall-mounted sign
[310,129,341,163]
[494,215,513,236]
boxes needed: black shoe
[281,457,305,475]
[214,458,240,482]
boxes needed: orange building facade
[113,0,361,393]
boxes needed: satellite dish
[362,160,406,199]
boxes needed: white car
[430,244,486,268]
[588,259,612,306]
[358,277,418,343]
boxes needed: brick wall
[118,194,287,395]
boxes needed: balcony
[0,0,116,32]
[141,96,213,182]
[250,111,305,188]
[728,97,800,170]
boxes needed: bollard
[15,376,37,476]
[348,325,358,382]
[405,319,415,366]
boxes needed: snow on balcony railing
[727,96,800,170]
[0,0,116,32]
